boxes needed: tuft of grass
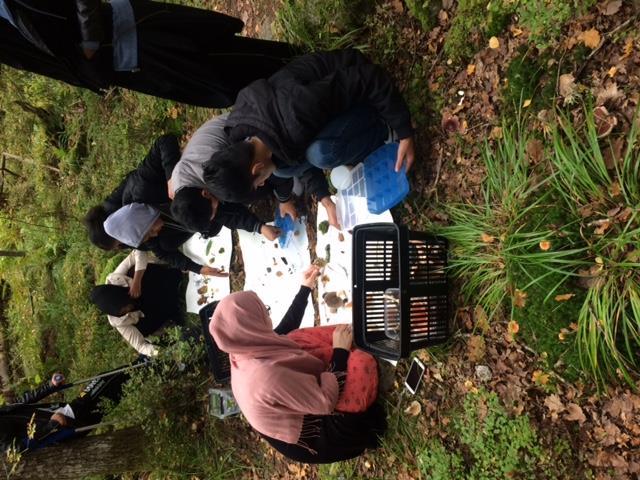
[551,105,640,386]
[275,0,368,52]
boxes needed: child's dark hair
[84,205,119,250]
[203,142,255,203]
[170,187,212,233]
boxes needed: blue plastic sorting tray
[364,143,410,214]
[273,206,296,248]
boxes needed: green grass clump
[436,120,584,318]
[405,0,439,31]
[550,105,640,386]
[418,391,576,479]
[275,0,368,52]
[517,0,597,51]
[444,0,514,63]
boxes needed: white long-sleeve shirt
[105,250,159,357]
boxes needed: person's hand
[332,324,353,350]
[261,225,281,241]
[167,179,175,200]
[396,136,416,172]
[279,200,298,221]
[200,266,229,277]
[51,373,65,387]
[301,265,321,289]
[50,413,70,427]
[320,196,341,230]
[129,279,142,298]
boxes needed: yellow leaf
[610,181,622,196]
[558,331,566,341]
[404,400,422,416]
[480,232,495,243]
[532,370,550,385]
[474,304,490,333]
[467,64,476,75]
[489,36,500,49]
[554,293,575,302]
[581,29,601,49]
[607,66,617,77]
[569,322,578,331]
[489,126,503,139]
[513,290,527,308]
[522,99,532,108]
[508,319,520,334]
[595,256,604,265]
[622,37,634,58]
[539,240,551,251]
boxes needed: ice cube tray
[363,143,409,214]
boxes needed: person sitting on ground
[209,270,386,464]
[169,112,317,230]
[104,199,271,275]
[84,133,181,251]
[91,248,187,356]
[0,361,144,452]
[203,48,416,230]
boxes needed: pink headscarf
[210,291,339,444]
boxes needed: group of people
[1,0,419,465]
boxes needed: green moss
[405,0,440,31]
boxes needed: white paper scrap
[238,219,314,328]
[181,229,232,314]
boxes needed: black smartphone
[404,358,426,394]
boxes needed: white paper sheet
[181,229,232,313]
[238,219,315,328]
[316,196,393,325]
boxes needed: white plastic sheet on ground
[238,219,315,329]
[316,196,393,326]
[181,228,232,313]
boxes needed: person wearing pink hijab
[210,266,386,463]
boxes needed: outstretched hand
[301,264,321,289]
[261,225,281,241]
[332,324,353,350]
[395,136,416,172]
[200,266,229,277]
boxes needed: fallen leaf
[555,293,576,302]
[513,290,527,308]
[390,0,404,13]
[276,271,283,277]
[593,106,617,138]
[622,37,634,59]
[544,394,565,417]
[610,181,621,196]
[467,335,486,362]
[508,319,520,334]
[532,370,550,385]
[489,126,503,139]
[595,82,622,107]
[602,0,622,15]
[593,219,611,235]
[581,29,601,49]
[565,403,587,424]
[404,400,421,416]
[558,330,567,341]
[489,36,500,49]
[466,64,476,75]
[526,139,544,164]
[607,66,617,77]
[474,304,490,333]
[539,240,551,251]
[522,99,532,108]
[558,73,576,99]
[480,232,495,243]
[603,137,625,169]
[441,114,461,133]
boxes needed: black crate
[199,302,231,384]
[352,223,449,359]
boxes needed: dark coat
[102,134,179,214]
[0,0,294,108]
[226,49,414,164]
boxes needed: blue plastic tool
[363,143,410,214]
[273,207,296,248]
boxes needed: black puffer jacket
[226,49,414,167]
[102,134,179,214]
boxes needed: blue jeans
[273,105,388,178]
